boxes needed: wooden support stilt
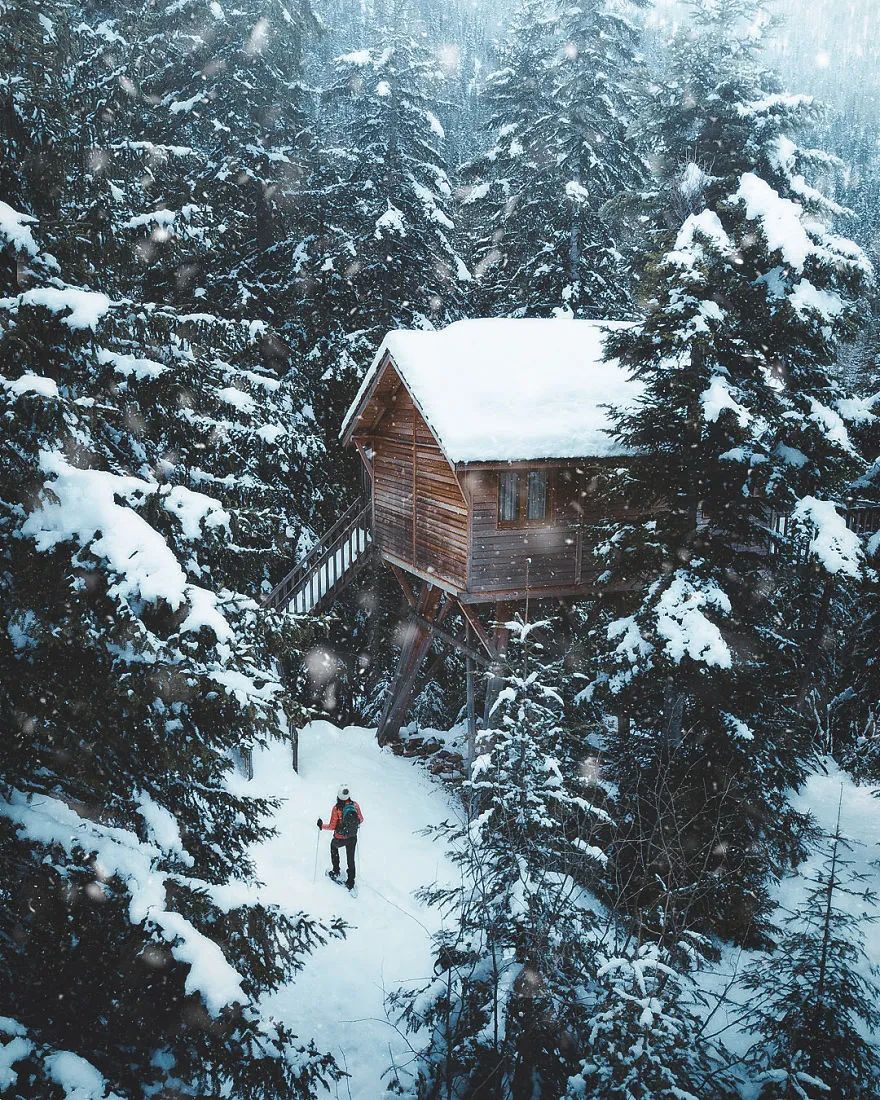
[409,612,491,667]
[465,630,477,821]
[377,584,442,745]
[388,562,418,610]
[455,599,498,660]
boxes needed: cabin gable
[350,359,468,590]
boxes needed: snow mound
[0,201,39,257]
[792,496,863,576]
[4,374,58,399]
[21,453,233,639]
[0,790,245,1017]
[735,173,812,271]
[161,484,230,541]
[5,286,112,330]
[96,348,167,380]
[22,453,190,608]
[44,1049,120,1099]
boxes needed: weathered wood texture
[377,584,443,744]
[361,380,469,589]
[462,467,617,596]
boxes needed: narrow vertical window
[499,471,519,522]
[527,470,547,520]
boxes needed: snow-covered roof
[341,318,640,464]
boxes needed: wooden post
[290,722,299,772]
[235,746,254,781]
[377,585,442,745]
[465,644,477,822]
[465,625,477,776]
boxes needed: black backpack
[339,801,359,839]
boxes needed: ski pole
[313,826,321,883]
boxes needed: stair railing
[263,497,372,613]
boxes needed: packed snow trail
[240,722,459,1099]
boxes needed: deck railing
[263,497,373,614]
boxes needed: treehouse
[267,317,641,742]
[341,317,639,598]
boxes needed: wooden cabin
[266,318,641,743]
[337,317,640,740]
[268,318,879,744]
[340,318,640,605]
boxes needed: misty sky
[647,0,880,104]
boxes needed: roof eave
[339,347,394,447]
[340,349,460,471]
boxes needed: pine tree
[833,393,880,777]
[742,805,880,1099]
[461,0,562,316]
[126,0,320,314]
[300,16,470,447]
[552,0,647,312]
[586,0,872,942]
[566,940,736,1099]
[250,6,475,720]
[631,0,772,255]
[0,192,345,1098]
[463,0,644,319]
[2,0,322,585]
[0,4,342,1088]
[392,621,613,1098]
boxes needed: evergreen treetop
[463,0,645,319]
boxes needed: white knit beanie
[337,784,351,800]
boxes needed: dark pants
[330,836,357,886]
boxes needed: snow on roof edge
[340,318,639,464]
[339,337,401,443]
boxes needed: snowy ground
[236,728,880,1097]
[784,759,880,962]
[239,722,459,1099]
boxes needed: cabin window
[498,469,552,527]
[499,471,520,522]
[527,470,547,520]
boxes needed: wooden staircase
[263,498,373,614]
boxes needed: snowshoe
[326,871,358,897]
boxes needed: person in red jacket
[317,784,364,890]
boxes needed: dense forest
[2,0,880,1097]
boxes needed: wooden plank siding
[460,463,640,598]
[362,385,468,589]
[463,469,579,595]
